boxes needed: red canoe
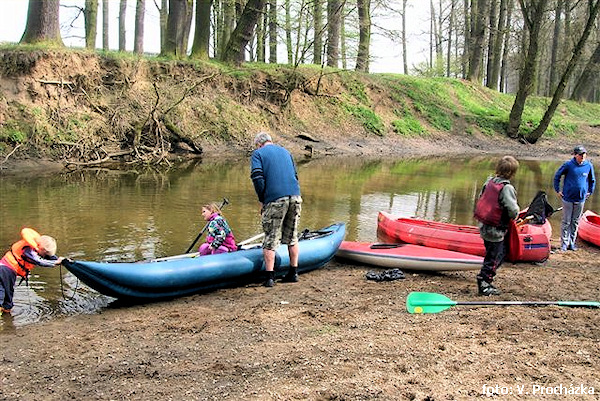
[578,210,600,247]
[336,241,483,271]
[377,211,551,263]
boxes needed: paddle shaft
[237,232,265,246]
[185,198,229,253]
[455,301,598,307]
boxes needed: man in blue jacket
[250,132,302,287]
[553,145,596,251]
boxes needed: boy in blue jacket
[553,145,596,251]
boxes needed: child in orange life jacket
[1,228,64,313]
[473,156,520,296]
[198,203,237,256]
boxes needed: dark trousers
[478,239,507,283]
[0,264,17,310]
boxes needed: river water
[1,155,597,329]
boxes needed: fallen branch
[0,144,22,166]
[64,150,133,166]
[37,79,74,86]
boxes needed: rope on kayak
[59,263,79,301]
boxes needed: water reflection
[1,155,597,329]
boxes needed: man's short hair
[254,132,272,146]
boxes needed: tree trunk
[163,0,187,57]
[488,0,507,90]
[499,0,513,92]
[355,0,371,72]
[102,0,109,50]
[222,0,267,63]
[256,3,265,62]
[429,0,434,70]
[527,0,600,142]
[467,0,488,82]
[178,0,194,56]
[506,0,546,138]
[462,0,470,78]
[402,0,408,74]
[84,0,98,50]
[191,0,213,59]
[269,0,277,63]
[447,0,454,77]
[285,0,293,64]
[485,0,498,88]
[218,0,235,58]
[21,0,64,46]
[571,41,600,101]
[326,0,341,67]
[548,0,563,93]
[340,3,347,69]
[313,0,323,64]
[134,0,146,54]
[160,0,168,52]
[119,0,127,51]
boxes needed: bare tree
[548,0,563,93]
[134,0,146,54]
[84,0,98,49]
[269,0,278,63]
[485,0,498,88]
[355,0,371,72]
[526,0,600,142]
[163,0,188,57]
[102,0,109,50]
[191,0,213,59]
[314,0,324,64]
[506,0,546,138]
[21,0,64,46]
[119,0,127,51]
[326,0,342,67]
[571,41,600,101]
[222,0,267,63]
[402,0,408,74]
[467,0,489,82]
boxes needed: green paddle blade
[557,301,600,308]
[406,292,457,314]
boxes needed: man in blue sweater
[553,145,596,251]
[250,132,302,287]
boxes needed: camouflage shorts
[262,196,302,250]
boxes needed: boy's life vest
[1,228,41,279]
[474,180,506,227]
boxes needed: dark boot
[264,270,275,287]
[282,266,299,283]
[477,276,500,296]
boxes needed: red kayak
[578,210,600,247]
[377,211,551,262]
[336,241,483,271]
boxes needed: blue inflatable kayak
[63,223,345,300]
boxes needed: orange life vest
[1,228,41,278]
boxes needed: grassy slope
[1,47,600,162]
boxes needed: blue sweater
[553,158,596,202]
[250,144,301,204]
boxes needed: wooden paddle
[406,292,600,314]
[185,197,229,253]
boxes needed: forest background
[1,0,600,167]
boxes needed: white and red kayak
[336,241,483,271]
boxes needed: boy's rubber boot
[477,276,501,296]
[282,266,299,283]
[264,270,275,287]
